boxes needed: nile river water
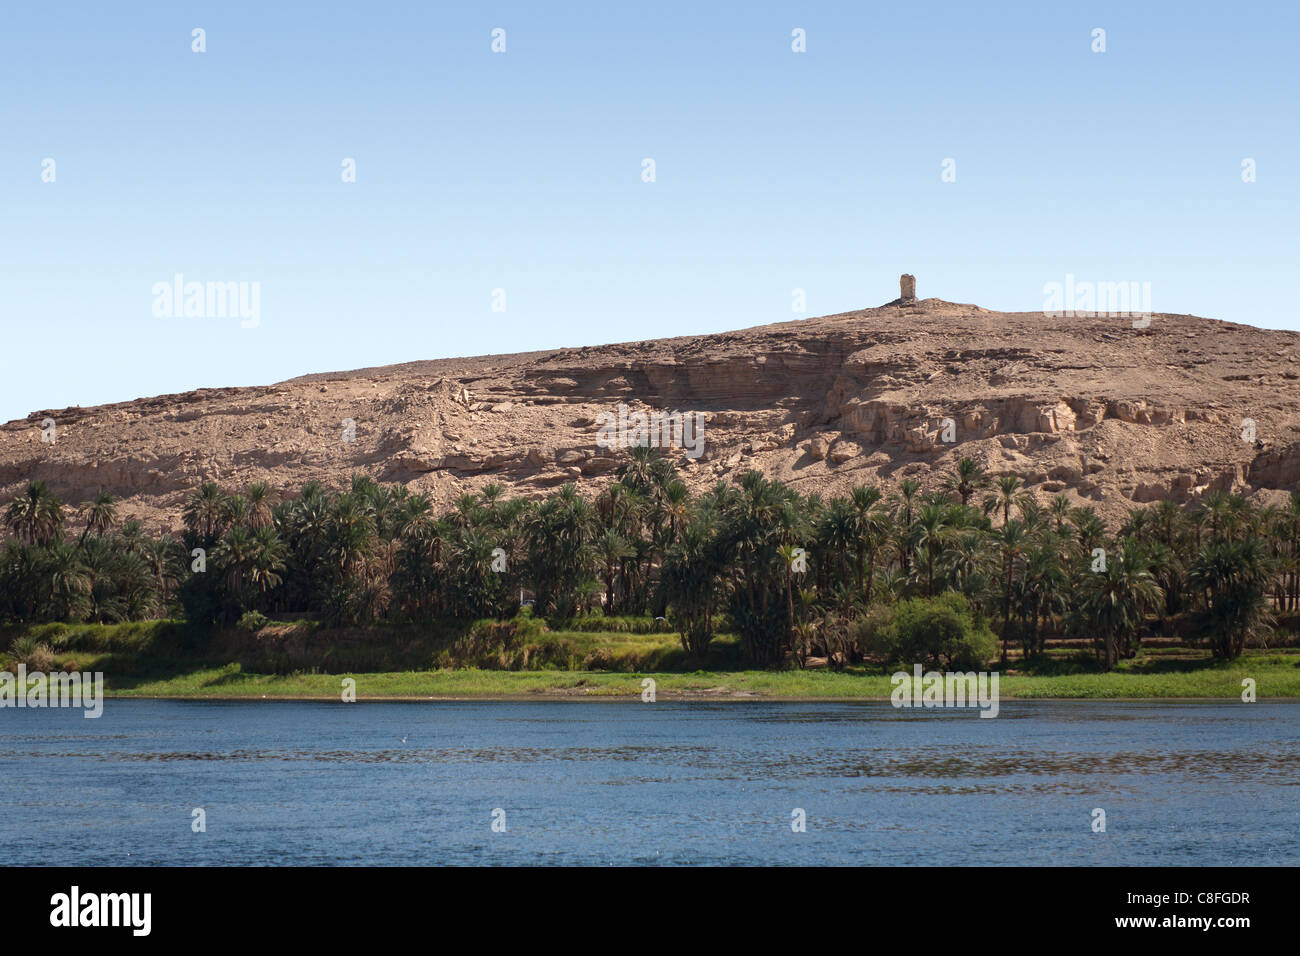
[2,699,1296,865]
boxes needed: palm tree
[1069,506,1107,555]
[183,482,230,541]
[393,494,448,621]
[914,503,954,597]
[1076,538,1163,669]
[248,526,288,598]
[660,479,690,548]
[875,565,907,604]
[776,543,804,646]
[398,492,436,541]
[993,519,1028,662]
[6,481,65,545]
[1048,494,1072,535]
[1188,538,1274,659]
[78,489,119,543]
[366,484,405,542]
[479,482,505,521]
[891,479,921,574]
[524,484,596,618]
[723,471,791,665]
[1119,507,1152,542]
[446,527,504,618]
[662,515,722,658]
[790,586,820,668]
[8,465,1300,671]
[5,488,38,544]
[118,519,146,554]
[595,529,634,613]
[224,495,252,530]
[1145,540,1184,620]
[985,475,1023,527]
[1224,494,1253,541]
[213,524,259,605]
[245,482,277,530]
[941,528,993,600]
[1283,493,1300,611]
[1199,490,1231,542]
[848,485,886,595]
[42,539,89,620]
[80,535,129,624]
[942,457,990,507]
[142,535,182,610]
[617,444,674,496]
[325,494,376,583]
[817,497,857,590]
[1019,543,1068,657]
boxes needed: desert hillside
[3,294,1299,529]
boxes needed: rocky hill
[4,292,1299,531]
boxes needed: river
[2,699,1296,865]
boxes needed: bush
[566,616,671,634]
[860,593,996,671]
[856,604,898,661]
[468,614,548,645]
[237,610,270,632]
[7,635,56,671]
[581,649,615,670]
[433,628,574,671]
[40,624,71,650]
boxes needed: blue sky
[1,1,1296,423]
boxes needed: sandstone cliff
[3,297,1298,530]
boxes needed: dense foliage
[861,592,998,671]
[3,450,1295,669]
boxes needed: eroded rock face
[2,297,1298,529]
[1249,441,1300,489]
[828,439,863,465]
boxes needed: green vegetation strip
[103,655,1300,700]
[7,620,1299,701]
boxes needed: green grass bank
[4,618,1298,701]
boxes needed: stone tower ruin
[900,274,916,300]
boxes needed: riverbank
[102,655,1300,700]
[6,620,1298,700]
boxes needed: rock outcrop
[2,297,1298,529]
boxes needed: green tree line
[3,449,1294,669]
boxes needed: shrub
[566,615,674,635]
[861,593,996,671]
[7,635,56,671]
[237,610,270,632]
[856,604,898,661]
[41,624,71,650]
[433,629,574,670]
[467,614,547,646]
[581,649,614,671]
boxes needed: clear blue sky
[1,1,1296,423]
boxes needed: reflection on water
[1,700,1296,865]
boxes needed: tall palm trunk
[1001,554,1012,663]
